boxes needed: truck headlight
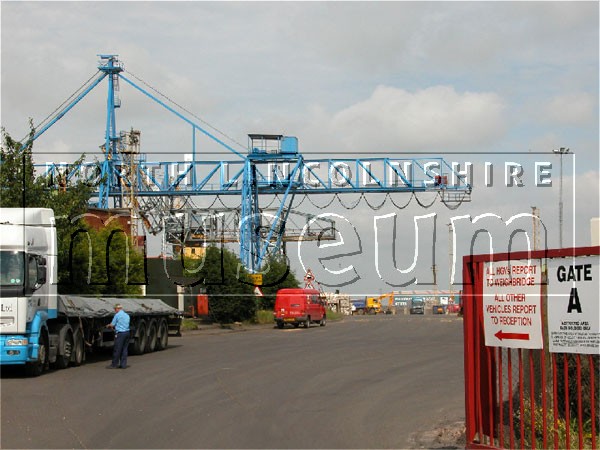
[6,338,28,346]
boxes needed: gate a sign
[482,259,543,349]
[547,255,599,354]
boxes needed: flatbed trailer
[58,295,181,359]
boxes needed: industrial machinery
[22,54,471,272]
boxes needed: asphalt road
[1,314,466,449]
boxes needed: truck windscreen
[0,251,25,286]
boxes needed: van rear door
[275,292,305,321]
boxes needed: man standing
[106,304,131,369]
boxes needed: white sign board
[547,255,599,354]
[483,259,543,349]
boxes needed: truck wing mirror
[37,266,47,285]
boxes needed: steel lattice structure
[27,55,472,271]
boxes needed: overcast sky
[1,1,598,295]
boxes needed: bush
[180,318,199,331]
[182,246,255,324]
[254,310,275,325]
[516,397,599,449]
[555,354,600,433]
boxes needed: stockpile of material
[323,292,352,315]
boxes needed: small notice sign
[482,259,543,349]
[249,274,263,286]
[547,255,599,354]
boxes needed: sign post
[546,255,599,354]
[482,259,543,349]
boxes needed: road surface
[1,314,465,449]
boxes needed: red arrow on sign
[495,330,530,341]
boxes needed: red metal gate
[463,246,599,449]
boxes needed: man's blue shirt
[111,309,130,333]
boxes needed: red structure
[463,246,599,449]
[84,208,145,248]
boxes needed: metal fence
[463,247,599,449]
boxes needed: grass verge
[180,318,199,331]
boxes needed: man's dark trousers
[112,331,130,368]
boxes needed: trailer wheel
[146,320,158,353]
[132,320,147,355]
[71,330,84,366]
[156,319,169,351]
[53,329,73,370]
[26,330,49,377]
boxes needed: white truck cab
[0,208,57,371]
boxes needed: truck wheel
[71,330,84,366]
[276,321,284,329]
[146,320,158,353]
[320,316,326,327]
[53,330,73,370]
[132,320,147,355]
[358,308,364,315]
[156,319,169,351]
[305,317,311,328]
[292,323,299,328]
[26,331,49,377]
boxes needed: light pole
[531,206,540,251]
[553,147,570,248]
[447,223,453,291]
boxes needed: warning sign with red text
[482,259,543,349]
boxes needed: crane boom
[24,55,471,271]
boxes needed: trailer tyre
[156,319,169,351]
[53,329,73,370]
[71,330,84,366]
[26,330,49,377]
[146,320,158,353]
[132,320,147,355]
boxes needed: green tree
[258,254,301,310]
[1,125,143,296]
[1,124,48,207]
[40,156,97,293]
[182,246,256,323]
[63,223,145,297]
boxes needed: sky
[1,1,598,296]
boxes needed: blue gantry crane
[25,55,471,271]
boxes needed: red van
[274,288,327,329]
